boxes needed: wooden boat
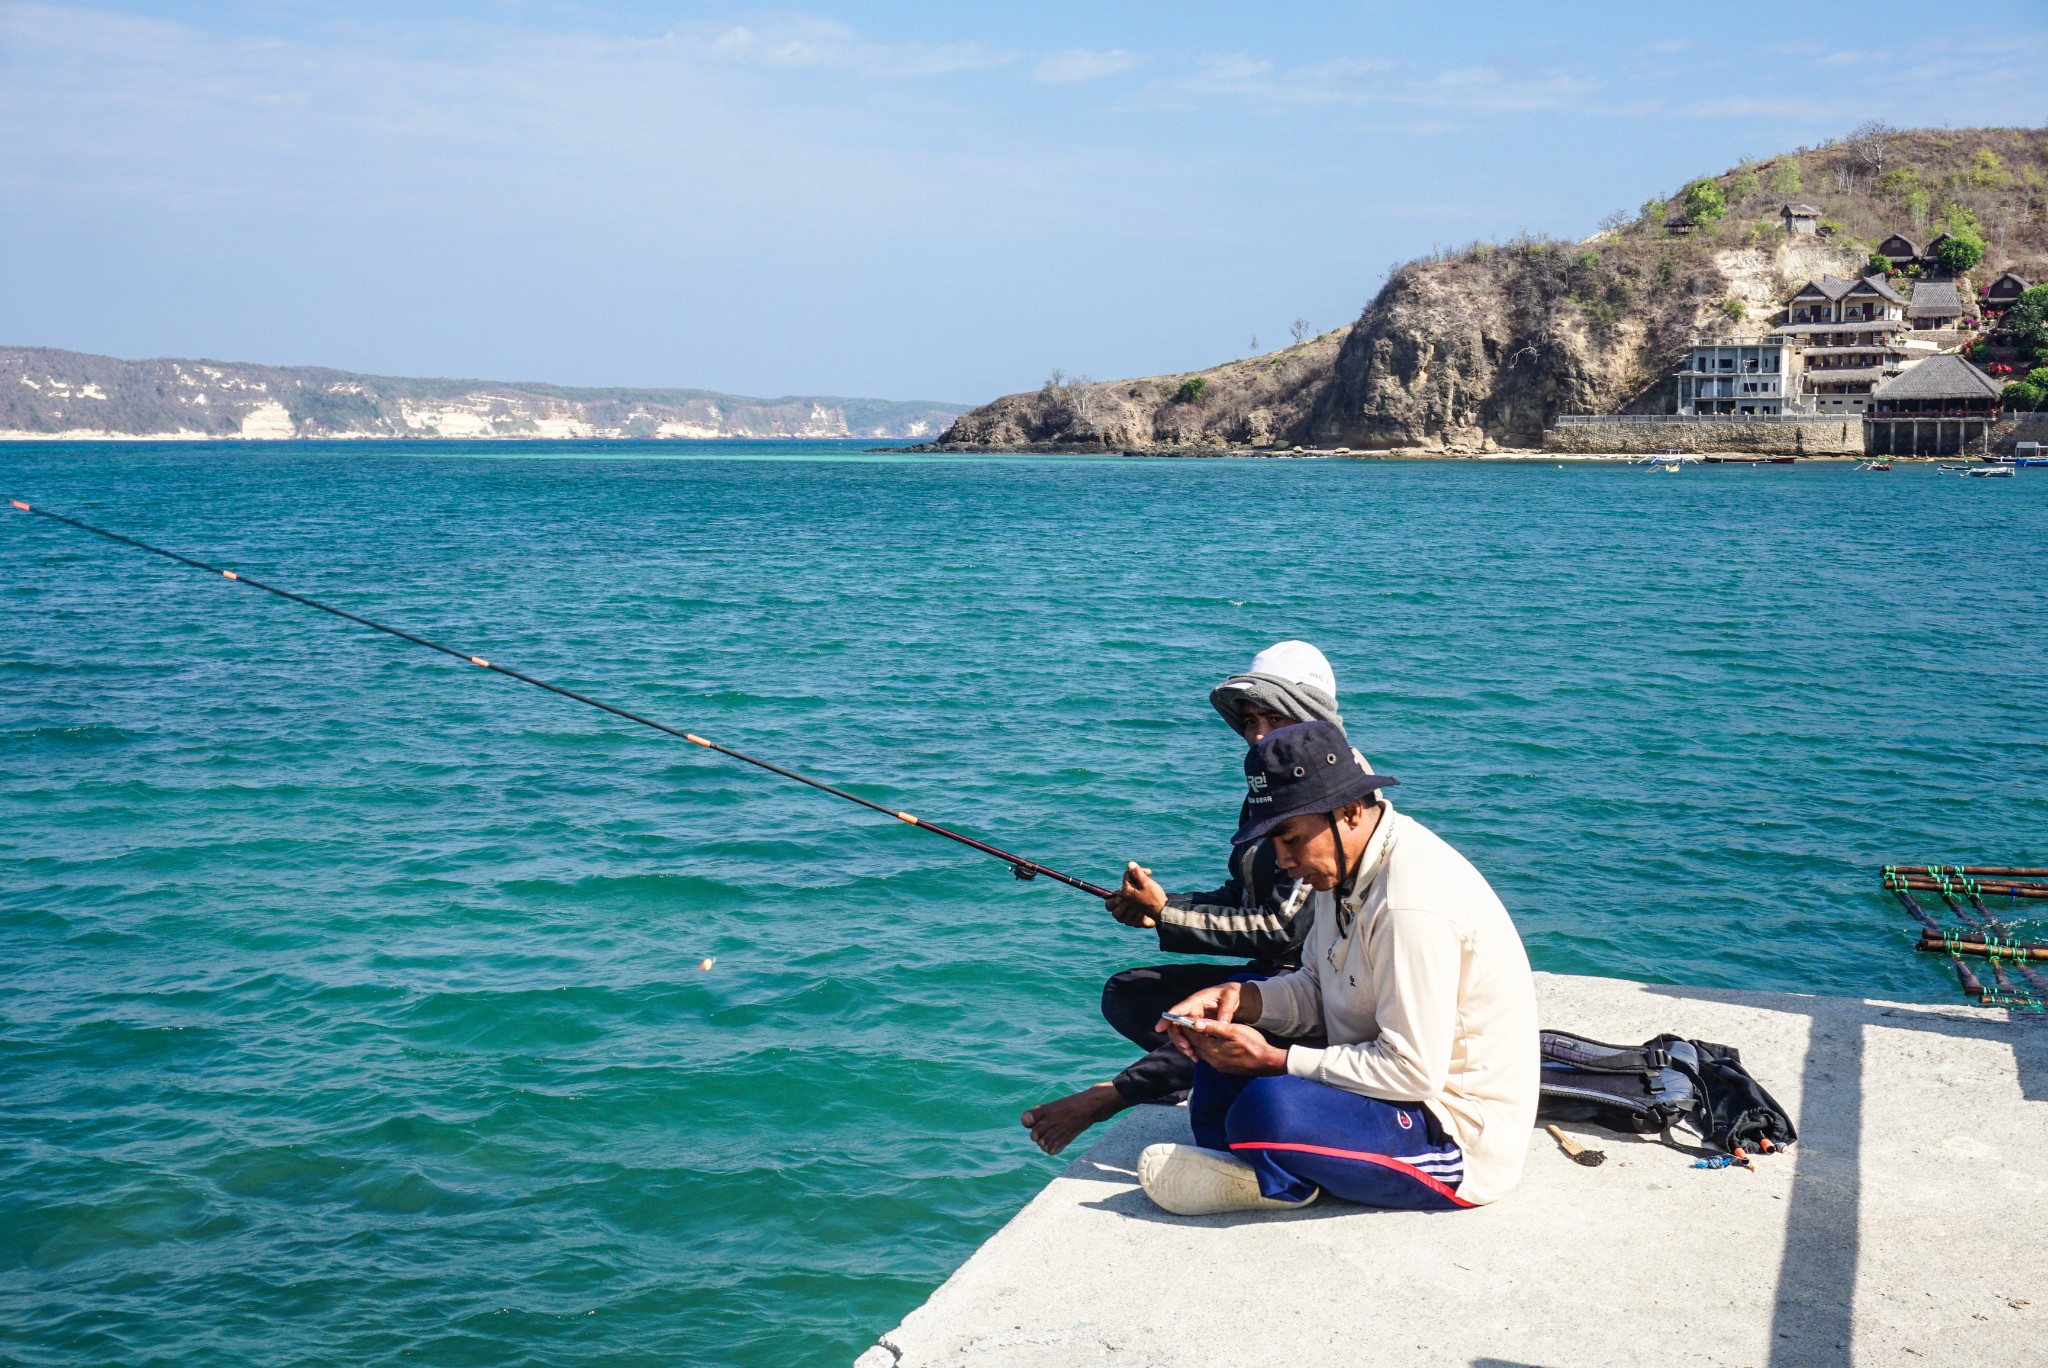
[1963,466,2015,478]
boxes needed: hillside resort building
[1676,339,1800,415]
[1865,354,2004,456]
[1985,272,2032,311]
[1577,205,2021,451]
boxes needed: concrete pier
[856,972,2047,1368]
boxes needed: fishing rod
[7,498,1116,902]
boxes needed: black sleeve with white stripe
[1153,839,1311,963]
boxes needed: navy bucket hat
[1232,720,1397,846]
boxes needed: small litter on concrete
[1546,1123,1605,1167]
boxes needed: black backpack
[1537,1030,1797,1154]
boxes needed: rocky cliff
[0,347,967,441]
[1301,234,1863,450]
[932,125,2048,454]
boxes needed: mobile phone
[1159,1012,1211,1030]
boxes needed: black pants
[1101,964,1324,1104]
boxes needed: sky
[3,3,2044,403]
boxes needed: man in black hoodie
[1021,641,1355,1155]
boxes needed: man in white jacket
[1141,720,1539,1216]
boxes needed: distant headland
[922,125,2048,458]
[0,346,969,442]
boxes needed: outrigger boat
[1963,465,2015,478]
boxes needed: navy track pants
[1190,1061,1473,1210]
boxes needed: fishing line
[7,498,1115,901]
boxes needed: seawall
[1544,415,1864,456]
[855,971,2047,1367]
[1993,412,2048,454]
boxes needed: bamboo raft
[1882,865,2048,1010]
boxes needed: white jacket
[1252,800,1539,1206]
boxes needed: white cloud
[702,19,1013,78]
[1032,48,1138,84]
[1141,54,1592,116]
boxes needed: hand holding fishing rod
[7,497,1115,902]
[1107,863,1165,928]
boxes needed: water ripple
[2,443,2046,1365]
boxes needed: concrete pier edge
[855,971,2046,1368]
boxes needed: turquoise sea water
[4,441,2045,1365]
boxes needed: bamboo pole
[1910,874,2039,999]
[1942,867,2048,879]
[1891,888,1987,998]
[1971,988,2046,1010]
[1883,874,2048,900]
[1956,886,2048,996]
[1916,933,2048,963]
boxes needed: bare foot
[1020,1082,1132,1156]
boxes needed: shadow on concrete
[1076,1178,1471,1227]
[1067,982,2043,1363]
[1640,984,2046,1368]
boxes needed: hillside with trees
[931,124,2048,453]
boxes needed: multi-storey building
[1675,339,1802,415]
[1785,275,1907,326]
[1772,275,1922,413]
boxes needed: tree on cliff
[1682,179,1727,228]
[2000,366,2048,411]
[1935,230,1985,276]
[2003,285,2048,367]
[1849,120,1899,178]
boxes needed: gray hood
[1209,671,1343,735]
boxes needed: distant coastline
[0,346,970,443]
